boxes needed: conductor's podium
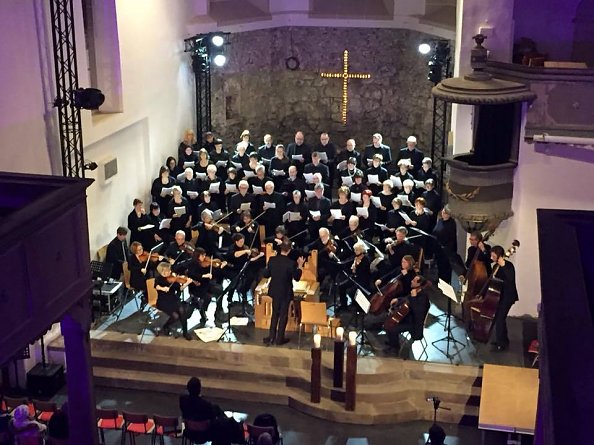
[254,246,337,336]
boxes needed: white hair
[403,179,414,188]
[236,141,248,151]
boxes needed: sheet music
[309,210,321,218]
[239,202,251,211]
[183,161,195,168]
[176,173,186,182]
[390,176,402,189]
[438,279,459,303]
[159,218,172,230]
[231,161,243,169]
[243,170,255,178]
[341,175,353,187]
[160,186,174,198]
[292,154,304,161]
[367,174,379,185]
[272,169,285,176]
[194,326,224,342]
[209,182,221,193]
[187,191,199,198]
[289,211,302,222]
[366,158,373,166]
[195,172,207,180]
[261,158,271,165]
[216,160,228,167]
[356,206,369,218]
[337,160,347,171]
[370,196,382,208]
[414,179,425,188]
[252,185,264,195]
[304,189,315,199]
[351,192,361,203]
[263,201,276,210]
[303,173,315,184]
[138,224,155,231]
[355,289,371,314]
[174,206,186,216]
[397,194,413,207]
[282,211,291,223]
[375,222,388,231]
[330,209,343,219]
[225,183,238,193]
[212,209,222,220]
[317,152,328,162]
[398,210,413,223]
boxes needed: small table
[479,364,539,444]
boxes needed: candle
[348,331,357,346]
[336,327,344,341]
[313,333,322,349]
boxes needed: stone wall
[210,27,439,156]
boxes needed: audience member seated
[9,405,46,441]
[47,402,69,441]
[179,377,243,445]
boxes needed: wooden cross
[320,49,371,125]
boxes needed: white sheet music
[341,175,353,187]
[239,202,252,211]
[272,169,285,176]
[231,161,243,169]
[209,182,220,193]
[303,173,315,184]
[187,191,199,199]
[195,172,207,180]
[225,183,238,193]
[356,206,369,218]
[243,170,255,178]
[397,194,413,207]
[337,160,347,171]
[263,201,276,210]
[183,161,195,168]
[351,192,362,203]
[438,279,459,303]
[330,209,343,219]
[370,196,382,208]
[252,185,264,195]
[160,186,174,198]
[159,218,171,230]
[174,206,186,216]
[138,224,155,231]
[398,210,413,223]
[216,160,228,167]
[355,289,371,314]
[292,154,304,161]
[304,189,315,199]
[367,174,380,185]
[317,152,328,162]
[176,173,186,182]
[414,179,425,188]
[309,210,321,218]
[390,176,402,189]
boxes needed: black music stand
[217,260,250,343]
[353,289,374,356]
[431,281,466,359]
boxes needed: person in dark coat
[155,262,192,340]
[286,131,311,175]
[105,226,130,280]
[127,198,150,245]
[364,133,392,168]
[262,240,305,345]
[384,275,430,354]
[396,135,425,173]
[490,245,519,351]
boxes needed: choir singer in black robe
[262,240,305,346]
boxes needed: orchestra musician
[154,262,193,340]
[225,233,265,306]
[163,230,193,274]
[232,210,260,248]
[489,245,519,351]
[338,241,371,311]
[305,227,339,281]
[375,254,418,298]
[384,275,430,354]
[262,240,305,346]
[105,227,130,280]
[128,241,155,296]
[194,209,225,256]
[460,231,492,280]
[187,247,227,325]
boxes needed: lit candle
[313,334,322,349]
[336,327,344,341]
[348,331,357,346]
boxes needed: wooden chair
[246,424,283,445]
[121,411,155,445]
[32,400,57,423]
[402,308,431,361]
[298,302,331,349]
[152,415,182,445]
[181,419,211,445]
[142,278,165,337]
[120,262,141,312]
[96,408,124,444]
[96,244,108,262]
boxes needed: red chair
[181,419,211,445]
[96,408,124,444]
[122,411,155,445]
[152,415,182,445]
[32,400,57,423]
[528,339,539,367]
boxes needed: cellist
[460,231,491,326]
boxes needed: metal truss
[49,0,85,178]
[430,59,452,195]
[186,36,213,144]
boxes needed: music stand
[91,260,112,281]
[432,279,466,359]
[353,289,374,356]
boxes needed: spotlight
[73,88,105,110]
[213,54,227,67]
[83,161,98,171]
[427,59,443,84]
[211,34,224,47]
[418,43,432,55]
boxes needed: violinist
[225,233,264,306]
[232,210,260,248]
[167,185,192,241]
[338,241,371,311]
[128,241,152,295]
[305,227,339,280]
[340,215,362,253]
[264,226,288,255]
[187,247,227,324]
[163,230,193,274]
[384,275,430,355]
[154,262,193,340]
[194,209,224,256]
[489,245,519,352]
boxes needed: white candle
[348,331,357,346]
[336,327,344,341]
[313,333,322,349]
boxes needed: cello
[470,240,520,343]
[461,231,493,325]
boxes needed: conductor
[262,240,305,346]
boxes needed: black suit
[397,147,424,172]
[105,237,130,280]
[262,254,302,343]
[493,260,518,347]
[364,144,392,167]
[386,287,430,350]
[179,394,239,445]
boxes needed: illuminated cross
[320,49,371,125]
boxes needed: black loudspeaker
[26,363,65,398]
[73,88,105,110]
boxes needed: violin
[325,238,337,254]
[165,273,192,284]
[138,251,161,262]
[199,256,223,268]
[204,222,230,233]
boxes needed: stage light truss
[49,0,85,178]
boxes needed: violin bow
[145,242,164,268]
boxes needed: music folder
[438,279,459,303]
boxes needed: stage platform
[48,285,537,426]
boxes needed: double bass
[461,232,493,325]
[470,240,520,343]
